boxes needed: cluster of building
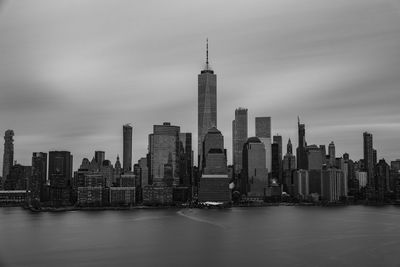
[1,42,400,207]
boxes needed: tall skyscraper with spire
[2,130,14,184]
[198,39,217,170]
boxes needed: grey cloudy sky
[1,0,400,172]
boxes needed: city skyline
[1,0,400,172]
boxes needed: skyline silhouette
[0,0,399,172]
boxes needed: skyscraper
[242,137,268,197]
[198,39,217,169]
[283,139,296,194]
[95,151,105,168]
[272,135,283,183]
[49,151,73,205]
[232,108,248,175]
[31,152,47,201]
[255,117,271,173]
[198,127,230,203]
[328,141,336,167]
[149,122,180,186]
[2,130,14,183]
[363,132,374,187]
[49,151,73,188]
[296,118,307,170]
[306,145,323,170]
[179,132,193,186]
[123,124,133,172]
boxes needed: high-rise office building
[242,137,268,197]
[283,138,296,194]
[49,151,73,188]
[149,122,180,186]
[179,132,193,186]
[138,157,149,187]
[306,145,323,170]
[232,108,248,175]
[321,168,346,202]
[328,141,335,167]
[376,159,390,193]
[123,124,133,172]
[255,117,271,173]
[198,40,217,169]
[272,135,283,183]
[2,130,14,183]
[363,132,374,187]
[48,151,73,205]
[198,127,230,203]
[293,169,309,199]
[296,118,307,170]
[31,152,47,201]
[95,151,105,168]
[4,164,31,190]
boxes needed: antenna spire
[206,38,209,69]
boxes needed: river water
[1,206,400,266]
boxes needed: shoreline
[7,201,398,212]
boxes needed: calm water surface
[1,206,400,267]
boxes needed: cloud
[0,0,399,171]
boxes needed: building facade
[198,41,217,169]
[149,122,180,186]
[123,124,133,172]
[255,117,271,173]
[2,130,14,185]
[232,108,248,175]
[242,137,268,198]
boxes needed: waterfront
[1,206,400,266]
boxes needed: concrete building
[110,187,135,205]
[4,164,31,190]
[232,108,248,175]
[2,130,14,185]
[242,137,268,198]
[294,169,309,199]
[198,40,217,169]
[118,173,135,187]
[321,168,346,202]
[149,122,180,186]
[123,124,133,172]
[355,171,368,188]
[255,117,271,173]
[142,185,173,205]
[77,187,102,206]
[0,190,27,206]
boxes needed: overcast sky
[1,0,400,172]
